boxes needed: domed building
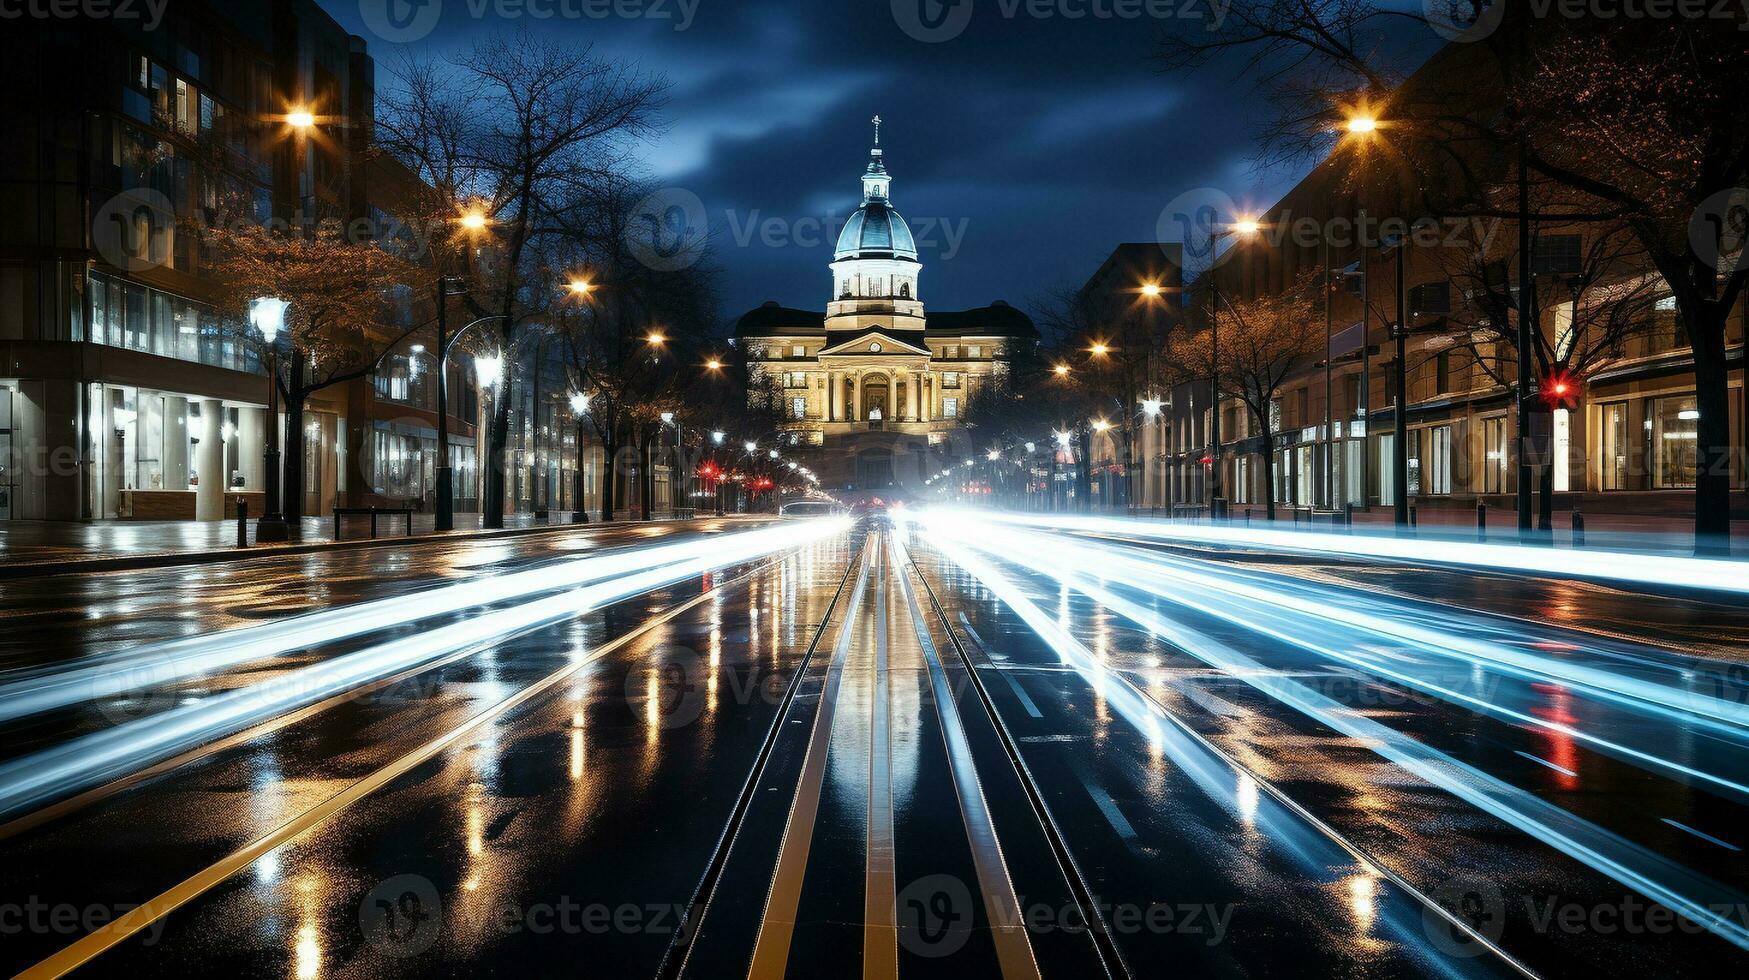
[735,118,1038,491]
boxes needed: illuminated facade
[735,119,1036,489]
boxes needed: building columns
[195,399,224,520]
[850,373,862,422]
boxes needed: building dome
[835,202,917,261]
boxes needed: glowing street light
[1346,114,1378,134]
[567,279,593,296]
[661,411,675,424]
[1054,364,1071,377]
[744,441,757,453]
[986,450,1001,461]
[1089,343,1109,356]
[712,430,725,444]
[1054,431,1071,447]
[1141,398,1163,418]
[646,332,667,346]
[285,108,315,130]
[475,353,503,389]
[768,449,779,459]
[1091,418,1112,433]
[459,210,490,232]
[705,358,724,371]
[1231,218,1261,236]
[249,297,289,344]
[569,391,589,414]
[1024,441,1035,453]
[1140,282,1162,298]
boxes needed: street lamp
[567,279,593,296]
[1141,398,1163,418]
[646,332,666,346]
[705,358,724,371]
[1205,214,1261,518]
[284,108,315,130]
[248,297,291,541]
[565,390,591,523]
[1140,282,1163,298]
[1054,364,1071,377]
[712,431,725,444]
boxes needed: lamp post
[432,276,469,531]
[569,391,590,523]
[1204,217,1259,518]
[249,297,290,542]
[1391,233,1410,527]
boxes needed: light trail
[904,512,1749,952]
[956,523,1749,798]
[891,517,1527,977]
[0,519,848,820]
[0,524,819,724]
[959,510,1749,596]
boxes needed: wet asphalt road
[2,514,1747,977]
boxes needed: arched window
[899,282,910,299]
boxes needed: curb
[0,517,740,580]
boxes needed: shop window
[1483,417,1507,493]
[1428,425,1452,495]
[1601,403,1628,490]
[1653,394,1699,488]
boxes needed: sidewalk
[0,512,621,577]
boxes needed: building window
[945,345,959,358]
[943,397,959,419]
[785,371,808,388]
[1483,416,1507,493]
[1428,425,1452,494]
[943,372,960,388]
[1653,394,1699,488]
[968,345,982,358]
[899,282,910,298]
[791,345,805,357]
[791,396,807,420]
[1601,403,1628,490]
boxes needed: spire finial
[871,114,881,147]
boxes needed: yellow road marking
[18,573,747,979]
[748,536,875,979]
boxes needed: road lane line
[1662,818,1741,852]
[16,564,766,980]
[657,539,864,979]
[748,535,876,979]
[892,532,1040,980]
[1513,751,1579,779]
[865,539,898,980]
[956,613,1043,719]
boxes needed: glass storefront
[86,383,259,519]
[1601,403,1629,490]
[1652,394,1700,488]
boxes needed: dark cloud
[330,0,1416,321]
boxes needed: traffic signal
[1541,372,1580,411]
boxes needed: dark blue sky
[332,0,1435,321]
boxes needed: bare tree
[377,30,668,526]
[1170,271,1324,521]
[1157,3,1749,545]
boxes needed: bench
[332,506,415,540]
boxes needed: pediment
[817,331,930,357]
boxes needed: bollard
[1244,510,1251,526]
[235,497,249,548]
[1477,500,1487,541]
[1343,502,1355,528]
[1409,505,1417,527]
[1572,507,1585,549]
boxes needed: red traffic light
[1541,371,1581,409]
[1199,454,1214,467]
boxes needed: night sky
[329,0,1440,324]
